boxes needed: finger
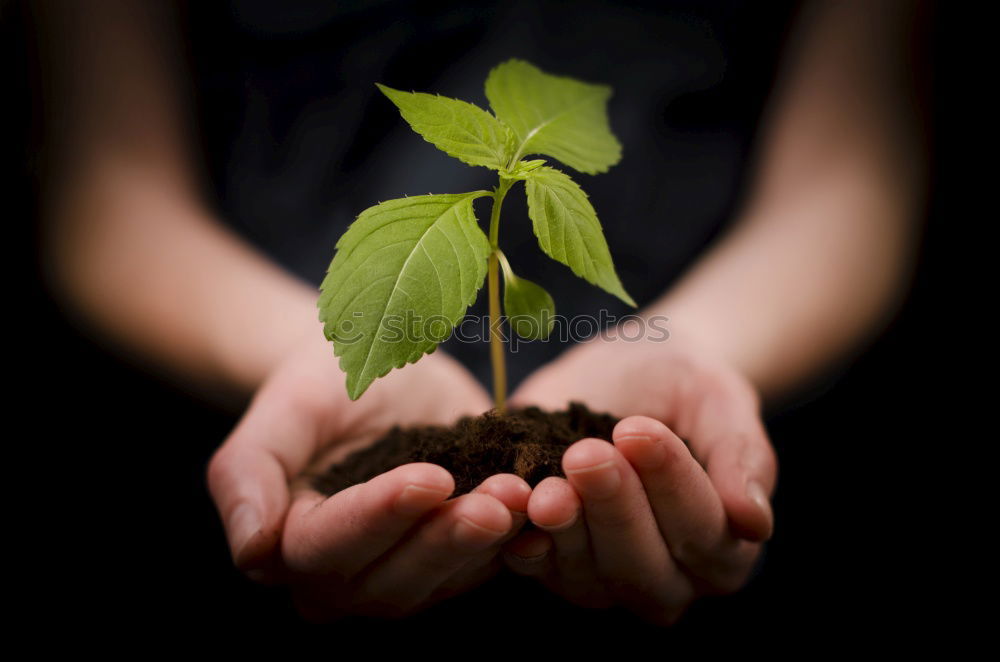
[502,528,554,577]
[207,377,326,575]
[520,476,610,605]
[683,385,779,542]
[281,462,454,578]
[435,474,533,592]
[351,492,512,615]
[563,438,694,619]
[614,416,760,592]
[424,554,506,610]
[466,474,532,563]
[472,473,532,538]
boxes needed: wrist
[634,296,757,383]
[210,284,322,396]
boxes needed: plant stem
[488,255,505,411]
[488,178,514,412]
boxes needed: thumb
[207,377,323,580]
[686,385,778,543]
[709,419,778,542]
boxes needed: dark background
[7,0,955,648]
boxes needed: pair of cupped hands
[208,328,778,626]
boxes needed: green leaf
[525,166,636,306]
[377,84,513,170]
[319,192,491,399]
[485,59,622,174]
[499,255,555,340]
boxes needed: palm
[504,339,778,624]
[285,342,494,490]
[209,335,530,621]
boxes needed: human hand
[502,334,778,625]
[207,330,530,620]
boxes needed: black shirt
[186,0,796,389]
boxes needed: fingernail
[228,503,261,561]
[246,568,271,584]
[506,548,549,563]
[618,434,665,469]
[505,533,551,562]
[452,516,507,551]
[538,511,578,532]
[747,481,773,524]
[566,460,621,499]
[395,484,451,516]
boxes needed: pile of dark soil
[312,402,618,497]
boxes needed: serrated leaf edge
[376,83,512,171]
[319,191,493,399]
[524,167,636,307]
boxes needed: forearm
[45,160,319,399]
[653,159,920,400]
[590,0,925,402]
[34,1,320,400]
[653,0,927,401]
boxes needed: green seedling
[319,59,634,410]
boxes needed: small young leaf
[319,192,491,399]
[377,84,512,170]
[503,158,547,179]
[485,59,622,174]
[525,166,636,306]
[500,256,555,340]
